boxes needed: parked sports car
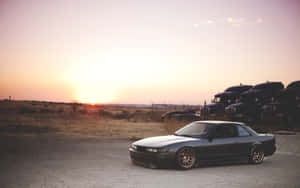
[129,121,276,169]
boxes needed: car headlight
[146,148,158,152]
[158,148,169,152]
[130,144,137,150]
[146,148,168,153]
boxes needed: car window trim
[237,125,251,137]
[241,125,256,136]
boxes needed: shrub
[39,108,55,113]
[57,107,64,113]
[99,109,113,118]
[19,107,36,114]
[129,136,142,141]
[114,110,131,119]
[79,109,88,114]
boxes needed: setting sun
[75,84,117,104]
[64,48,170,104]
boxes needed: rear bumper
[129,149,176,168]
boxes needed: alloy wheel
[251,150,264,164]
[177,148,196,169]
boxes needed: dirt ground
[0,134,299,188]
[1,100,300,187]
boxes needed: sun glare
[75,86,117,104]
[64,48,168,104]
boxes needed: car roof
[225,85,252,92]
[194,120,245,126]
[253,81,284,90]
[287,80,300,89]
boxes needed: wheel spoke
[178,148,195,169]
[252,151,264,163]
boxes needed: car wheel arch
[250,142,264,155]
[175,146,195,154]
[249,142,265,164]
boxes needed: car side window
[237,126,250,137]
[215,125,237,138]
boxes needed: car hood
[133,135,198,148]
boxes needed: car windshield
[242,125,258,136]
[175,122,211,137]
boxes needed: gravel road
[0,134,299,188]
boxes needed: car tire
[249,148,264,164]
[176,147,196,170]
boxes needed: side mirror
[207,135,213,142]
[207,133,215,142]
[207,131,215,142]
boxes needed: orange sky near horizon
[1,0,300,104]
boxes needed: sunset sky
[1,0,300,104]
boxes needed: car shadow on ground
[129,158,274,171]
[195,158,273,169]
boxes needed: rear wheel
[176,147,196,169]
[249,149,264,164]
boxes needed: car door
[207,124,239,161]
[232,125,253,158]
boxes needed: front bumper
[129,148,176,168]
[265,145,276,156]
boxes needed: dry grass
[1,100,296,138]
[59,118,167,138]
[163,119,192,134]
[0,100,169,139]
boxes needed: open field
[1,100,299,139]
[0,100,172,139]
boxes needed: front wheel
[249,149,264,164]
[176,147,196,170]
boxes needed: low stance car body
[129,121,276,169]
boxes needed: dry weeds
[0,100,169,139]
